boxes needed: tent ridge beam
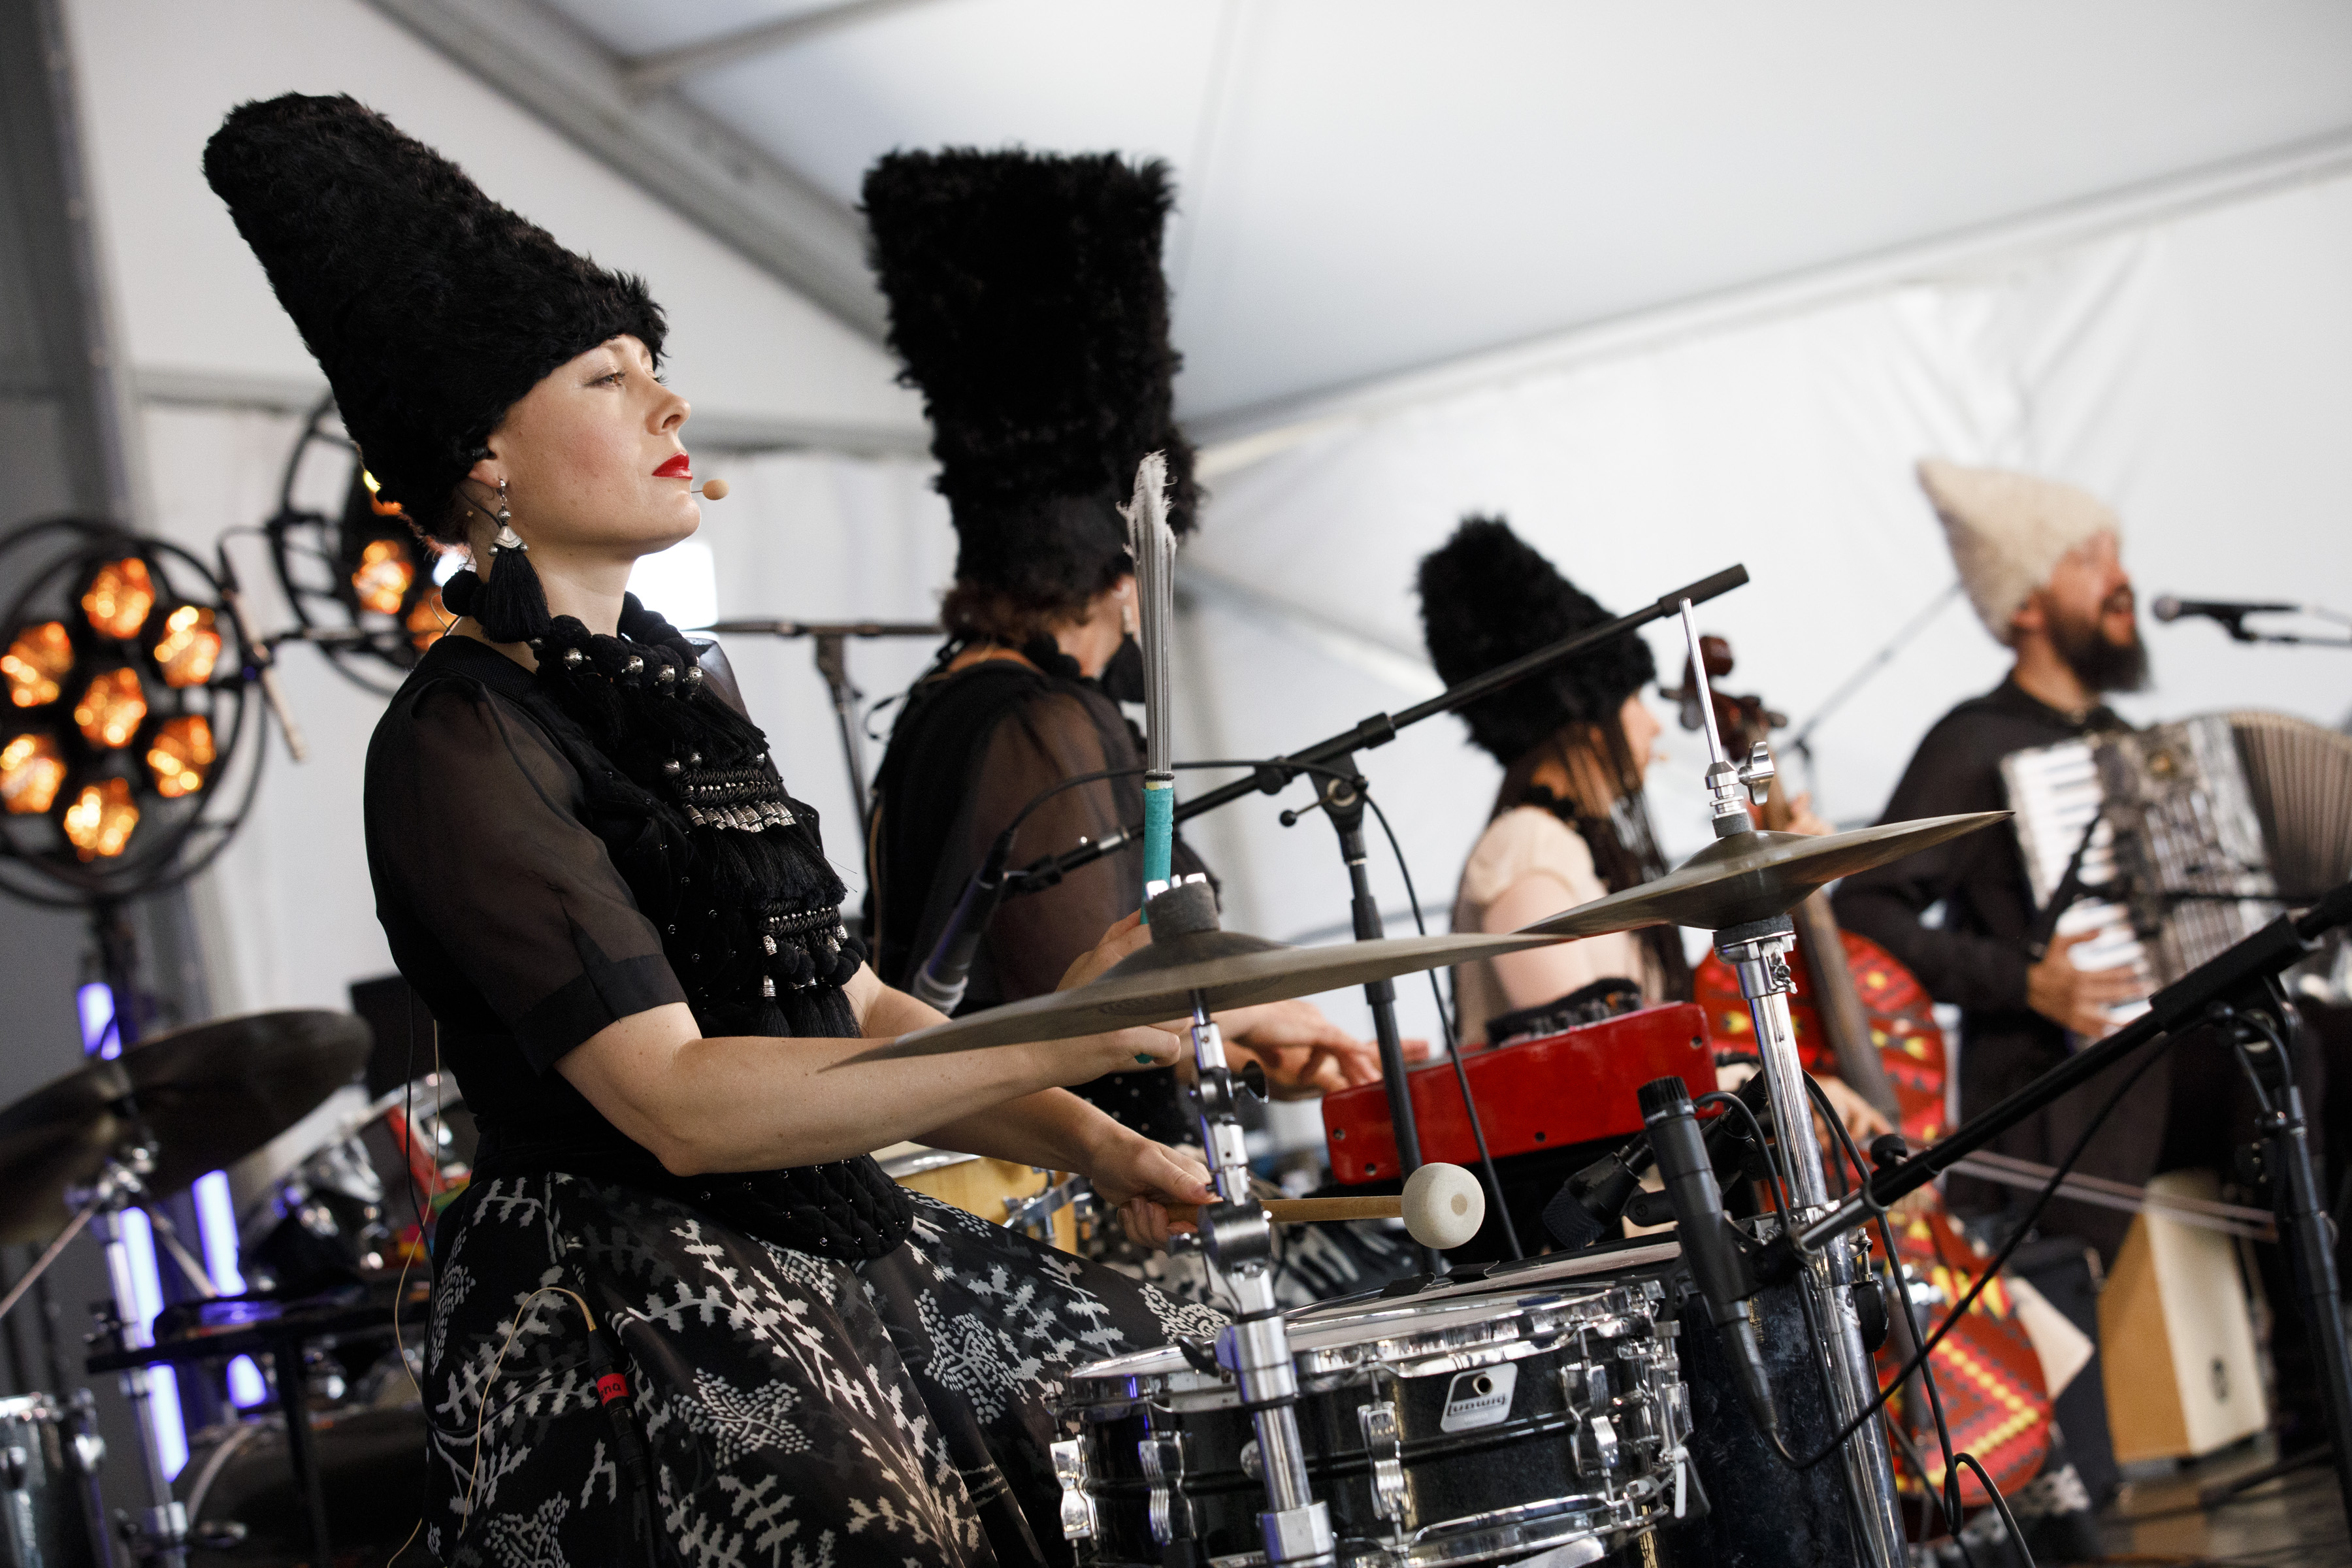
[361,0,889,344]
[621,0,945,97]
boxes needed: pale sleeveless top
[1449,806,1666,1046]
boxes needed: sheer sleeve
[955,689,1145,1004]
[369,681,687,1071]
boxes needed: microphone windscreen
[2151,595,2181,622]
[696,478,729,500]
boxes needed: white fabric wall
[1179,169,2352,1049]
[65,0,923,442]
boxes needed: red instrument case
[1321,1003,1714,1183]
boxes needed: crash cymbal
[1522,811,2008,938]
[860,927,1567,1061]
[0,1009,370,1243]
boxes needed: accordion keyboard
[2001,738,2154,1028]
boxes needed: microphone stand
[1002,563,1751,1217]
[702,619,941,846]
[1780,881,2352,1524]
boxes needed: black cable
[981,757,1521,1254]
[1803,1074,1982,1566]
[1358,789,1522,1260]
[1784,1032,2183,1469]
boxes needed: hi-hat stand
[702,618,941,843]
[1784,879,2352,1524]
[1669,602,1906,1567]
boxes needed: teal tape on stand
[1139,776,1175,921]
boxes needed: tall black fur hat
[203,93,665,534]
[862,149,1196,605]
[1416,517,1657,765]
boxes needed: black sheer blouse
[868,657,1207,1145]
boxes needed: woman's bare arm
[557,919,1179,1176]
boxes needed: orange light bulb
[146,715,215,798]
[352,538,417,616]
[82,559,156,640]
[3,622,73,708]
[61,777,138,859]
[152,604,222,688]
[0,734,65,815]
[73,667,147,749]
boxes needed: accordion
[2001,711,2352,1024]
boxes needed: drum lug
[1357,1400,1409,1529]
[1139,1432,1194,1547]
[1049,1438,1098,1544]
[1575,1413,1621,1480]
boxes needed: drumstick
[1160,1162,1487,1250]
[1164,1196,1401,1226]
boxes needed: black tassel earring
[442,479,552,644]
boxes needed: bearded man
[1834,459,2162,1254]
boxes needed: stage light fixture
[73,667,147,749]
[82,558,155,640]
[150,605,222,688]
[0,733,65,815]
[146,716,215,799]
[351,537,416,616]
[61,777,139,860]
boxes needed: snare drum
[1052,1276,1692,1567]
[0,1391,105,1568]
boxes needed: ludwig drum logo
[1438,1364,1518,1433]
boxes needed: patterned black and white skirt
[423,1175,1225,1567]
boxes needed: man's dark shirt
[1834,676,2123,1027]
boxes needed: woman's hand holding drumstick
[1162,1162,1488,1252]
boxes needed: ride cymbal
[1522,812,2008,938]
[0,1009,371,1243]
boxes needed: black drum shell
[0,1394,101,1568]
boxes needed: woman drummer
[207,95,1220,1566]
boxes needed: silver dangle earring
[491,479,524,553]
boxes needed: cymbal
[0,1009,371,1243]
[859,928,1567,1061]
[1522,812,2008,938]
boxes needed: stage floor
[2095,1434,2348,1566]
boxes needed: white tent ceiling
[498,0,2352,428]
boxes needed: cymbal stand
[1157,883,1333,1566]
[1675,601,1904,1568]
[15,1151,192,1568]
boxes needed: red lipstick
[654,453,691,480]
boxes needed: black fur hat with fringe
[862,148,1196,605]
[203,93,665,534]
[1416,516,1658,765]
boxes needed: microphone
[909,827,1017,1012]
[692,478,728,500]
[2152,595,2298,638]
[215,543,310,763]
[1641,1076,1778,1443]
[1541,1070,1770,1249]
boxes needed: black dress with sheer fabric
[365,634,1219,1567]
[867,655,1209,1146]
